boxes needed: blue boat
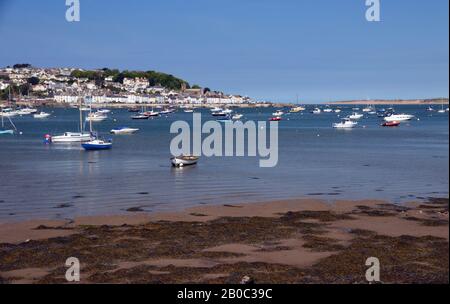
[82,139,113,151]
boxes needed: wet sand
[0,197,448,284]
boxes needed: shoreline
[0,197,448,284]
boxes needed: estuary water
[0,105,448,222]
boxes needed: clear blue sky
[0,0,448,103]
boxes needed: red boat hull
[270,117,282,121]
[382,121,401,127]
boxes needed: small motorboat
[82,139,113,151]
[323,108,333,113]
[33,112,51,119]
[312,108,321,114]
[382,121,401,127]
[160,109,172,115]
[144,110,160,117]
[272,110,284,117]
[184,109,194,113]
[110,127,139,135]
[97,109,111,114]
[212,111,227,117]
[232,114,243,120]
[349,113,364,120]
[171,155,199,167]
[217,116,232,122]
[333,118,358,129]
[86,112,108,122]
[334,109,342,113]
[131,114,149,120]
[269,116,282,121]
[290,106,305,113]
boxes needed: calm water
[0,105,448,222]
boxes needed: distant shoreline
[327,99,449,105]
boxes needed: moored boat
[333,118,358,129]
[82,139,113,150]
[349,113,364,120]
[171,155,199,167]
[384,114,414,122]
[382,121,401,127]
[110,127,139,135]
[33,111,51,119]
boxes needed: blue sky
[0,0,448,103]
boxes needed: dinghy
[171,155,199,167]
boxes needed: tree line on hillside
[70,68,191,91]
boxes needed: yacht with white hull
[384,114,415,122]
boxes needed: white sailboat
[52,99,92,143]
[0,107,17,135]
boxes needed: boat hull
[82,143,112,150]
[0,130,14,135]
[171,157,199,167]
[52,133,92,143]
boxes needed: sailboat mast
[79,97,83,133]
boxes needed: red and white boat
[382,121,401,127]
[269,117,282,121]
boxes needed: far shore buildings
[0,66,253,105]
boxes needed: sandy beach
[0,197,448,284]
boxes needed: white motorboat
[290,106,305,113]
[384,114,415,122]
[52,132,93,143]
[222,109,233,115]
[272,110,284,117]
[349,113,364,120]
[232,114,243,120]
[33,112,51,119]
[110,127,139,135]
[184,109,194,113]
[171,155,199,167]
[97,109,111,114]
[362,106,374,113]
[144,110,160,117]
[333,118,358,129]
[312,108,321,114]
[334,109,341,113]
[86,112,107,122]
[323,108,333,113]
[210,107,223,113]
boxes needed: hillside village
[0,64,253,106]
